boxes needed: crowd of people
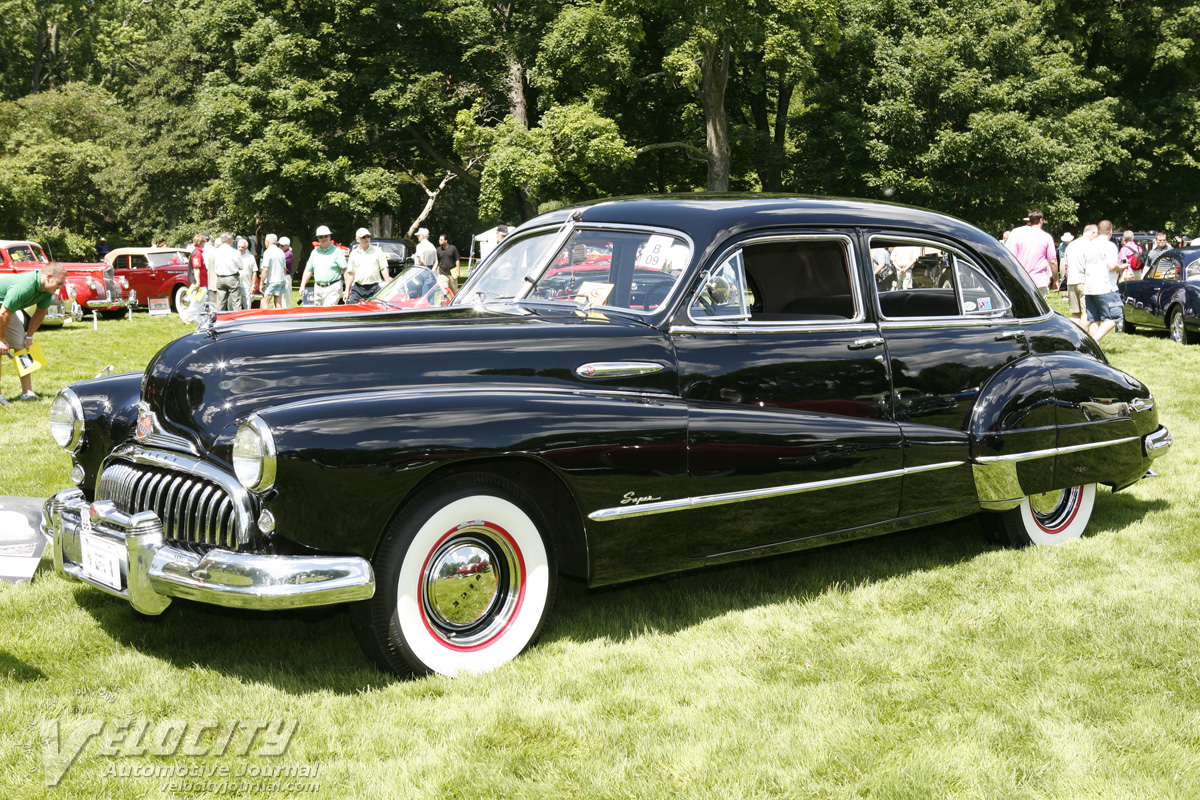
[181,225,465,311]
[1003,210,1197,342]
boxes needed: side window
[689,238,857,324]
[130,255,150,270]
[690,252,749,319]
[872,238,1011,318]
[1152,256,1181,281]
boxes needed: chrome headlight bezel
[232,415,277,493]
[1185,262,1200,281]
[49,388,85,453]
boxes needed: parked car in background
[1,239,130,321]
[44,196,1171,678]
[1119,247,1200,344]
[373,238,410,272]
[104,247,192,311]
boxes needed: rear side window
[871,238,1011,318]
[690,237,858,324]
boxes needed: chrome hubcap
[1171,313,1184,342]
[1029,487,1079,531]
[422,525,521,647]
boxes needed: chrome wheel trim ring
[1170,311,1185,343]
[419,523,524,649]
[1029,487,1082,533]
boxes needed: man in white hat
[211,232,243,311]
[344,227,390,304]
[277,237,294,307]
[297,225,347,306]
[259,234,288,309]
[414,228,437,271]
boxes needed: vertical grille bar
[94,462,246,550]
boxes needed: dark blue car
[1119,247,1200,344]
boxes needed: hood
[143,305,677,453]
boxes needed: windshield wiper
[519,209,583,301]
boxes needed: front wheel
[171,283,188,312]
[981,484,1097,547]
[352,473,556,677]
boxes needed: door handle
[848,337,885,351]
[993,329,1025,342]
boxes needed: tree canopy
[1,0,1196,259]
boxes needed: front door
[671,233,905,560]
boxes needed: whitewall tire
[352,473,556,677]
[983,484,1097,547]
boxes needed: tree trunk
[506,53,529,130]
[699,41,731,192]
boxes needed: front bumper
[44,489,374,614]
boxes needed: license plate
[79,523,125,591]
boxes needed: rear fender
[970,353,1156,508]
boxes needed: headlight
[1186,262,1200,281]
[49,388,85,452]
[232,415,276,492]
[117,276,129,289]
[86,278,99,291]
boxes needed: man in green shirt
[0,264,67,403]
[297,225,348,306]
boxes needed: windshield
[5,245,48,265]
[374,266,450,308]
[458,226,691,314]
[376,241,408,258]
[147,251,188,268]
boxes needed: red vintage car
[104,247,192,311]
[0,240,132,321]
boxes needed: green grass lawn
[3,304,1199,798]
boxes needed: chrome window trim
[868,234,1014,321]
[671,322,879,336]
[685,233,864,329]
[588,460,965,522]
[879,317,1029,332]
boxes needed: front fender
[255,387,688,559]
[970,352,1158,507]
[67,371,144,494]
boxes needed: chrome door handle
[994,329,1025,342]
[848,337,885,350]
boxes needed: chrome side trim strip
[974,436,1141,464]
[575,361,665,379]
[588,460,964,522]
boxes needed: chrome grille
[97,461,241,549]
[103,266,118,301]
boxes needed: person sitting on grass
[0,264,67,403]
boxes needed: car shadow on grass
[75,495,1166,689]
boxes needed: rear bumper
[43,489,374,614]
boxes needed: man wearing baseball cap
[344,227,390,304]
[277,237,294,307]
[297,225,348,306]
[414,228,437,271]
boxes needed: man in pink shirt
[1005,209,1058,297]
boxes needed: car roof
[0,240,41,248]
[521,194,1008,263]
[107,247,189,255]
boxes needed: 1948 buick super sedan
[44,196,1172,676]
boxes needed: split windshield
[458,226,691,315]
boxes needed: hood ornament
[198,302,219,337]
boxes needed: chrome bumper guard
[44,489,374,615]
[1144,426,1172,458]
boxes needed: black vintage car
[44,196,1172,677]
[1119,247,1200,344]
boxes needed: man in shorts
[1062,224,1096,332]
[1081,220,1121,342]
[0,264,67,403]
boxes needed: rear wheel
[981,484,1097,547]
[171,283,188,312]
[351,473,556,677]
[1169,308,1186,343]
